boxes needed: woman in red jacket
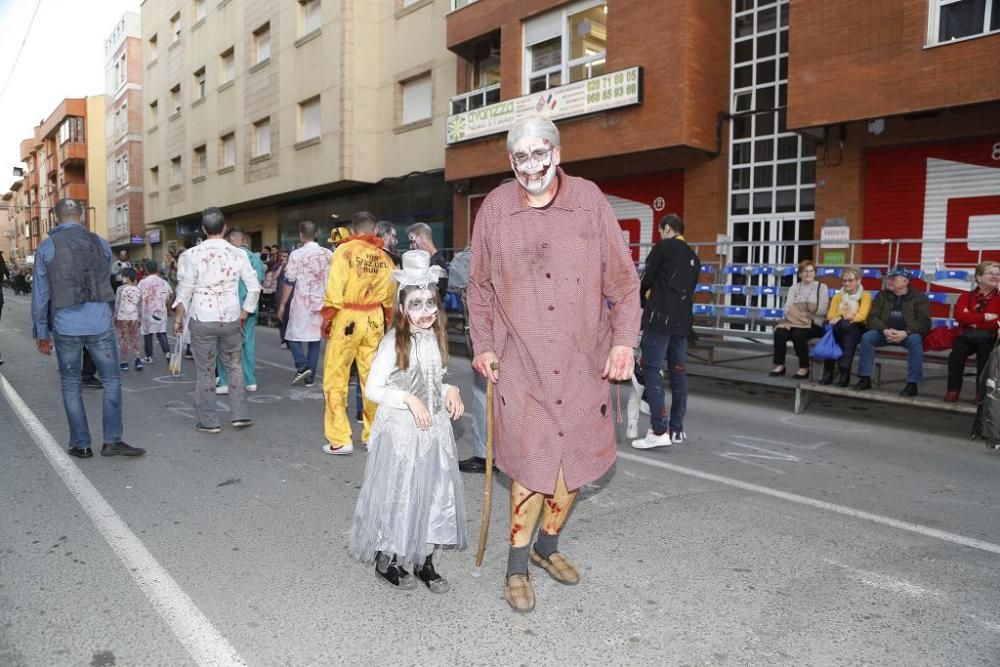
[946,261,1000,402]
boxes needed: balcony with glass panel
[450,83,500,115]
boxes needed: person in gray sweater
[770,259,830,379]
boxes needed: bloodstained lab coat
[467,169,641,494]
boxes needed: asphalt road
[1,292,998,666]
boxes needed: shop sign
[130,235,145,245]
[148,229,161,244]
[446,67,643,145]
[820,218,850,249]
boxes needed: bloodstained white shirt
[283,241,333,341]
[172,239,261,323]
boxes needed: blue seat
[934,269,970,281]
[724,285,748,295]
[752,265,776,276]
[910,268,925,280]
[443,291,463,313]
[759,308,784,320]
[932,318,957,329]
[861,268,882,279]
[759,285,780,296]
[828,287,838,297]
[693,304,716,316]
[724,306,749,318]
[780,266,797,277]
[817,267,843,277]
[725,265,748,275]
[926,292,950,304]
[700,265,718,274]
[694,284,715,294]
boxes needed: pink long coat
[468,169,641,494]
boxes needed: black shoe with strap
[416,554,450,593]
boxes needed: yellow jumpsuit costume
[321,234,395,446]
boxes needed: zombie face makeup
[509,136,560,196]
[408,234,423,251]
[403,287,438,330]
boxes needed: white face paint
[509,137,560,196]
[403,287,438,330]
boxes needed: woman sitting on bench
[769,259,830,379]
[945,261,1000,402]
[820,266,871,387]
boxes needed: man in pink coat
[467,116,640,613]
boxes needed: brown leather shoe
[504,573,535,613]
[529,549,580,585]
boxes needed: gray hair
[54,198,83,222]
[506,116,560,152]
[406,222,432,240]
[376,220,396,237]
[202,207,226,235]
[298,220,317,240]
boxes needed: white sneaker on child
[322,443,354,455]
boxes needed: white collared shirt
[172,238,261,323]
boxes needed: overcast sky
[0,0,141,189]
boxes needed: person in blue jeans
[855,266,932,397]
[31,199,145,459]
[632,215,701,449]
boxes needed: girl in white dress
[349,250,466,592]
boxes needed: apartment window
[253,118,271,157]
[300,0,321,36]
[193,145,207,178]
[299,96,321,143]
[118,102,128,137]
[253,23,271,64]
[170,84,181,115]
[170,156,182,186]
[524,0,607,93]
[451,33,501,114]
[58,116,84,144]
[150,166,159,191]
[170,12,181,43]
[122,154,129,186]
[114,158,122,185]
[220,132,236,167]
[194,67,206,100]
[118,54,127,86]
[220,47,235,84]
[149,34,158,61]
[930,0,999,43]
[194,0,206,22]
[401,74,432,125]
[149,99,158,125]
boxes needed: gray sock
[533,530,559,559]
[506,544,530,577]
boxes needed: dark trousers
[773,323,824,368]
[947,332,995,392]
[830,320,864,371]
[144,332,170,358]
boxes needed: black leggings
[947,332,995,392]
[773,323,824,368]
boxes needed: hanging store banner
[446,66,643,145]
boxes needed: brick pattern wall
[788,0,1000,128]
[244,0,280,185]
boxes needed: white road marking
[716,441,800,475]
[779,414,872,433]
[731,434,830,450]
[0,374,246,666]
[827,560,940,600]
[617,450,1000,556]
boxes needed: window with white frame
[170,84,181,114]
[451,33,501,114]
[929,0,999,43]
[122,154,129,186]
[253,23,271,63]
[194,67,206,100]
[170,156,182,186]
[118,103,128,137]
[253,118,271,156]
[300,0,321,36]
[298,96,321,141]
[193,145,207,177]
[170,12,181,43]
[523,0,607,94]
[118,54,127,86]
[114,157,122,185]
[220,47,235,83]
[194,0,206,22]
[401,73,432,125]
[220,132,236,167]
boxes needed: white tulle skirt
[348,406,467,565]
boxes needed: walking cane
[472,362,498,575]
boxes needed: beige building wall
[141,0,454,229]
[86,96,108,240]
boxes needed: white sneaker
[246,384,257,392]
[626,424,639,439]
[671,430,687,445]
[215,385,229,395]
[631,429,673,450]
[322,443,354,455]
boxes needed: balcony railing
[450,83,500,116]
[46,155,57,176]
[61,183,88,201]
[59,142,87,166]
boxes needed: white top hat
[392,250,446,291]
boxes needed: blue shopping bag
[810,324,843,361]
